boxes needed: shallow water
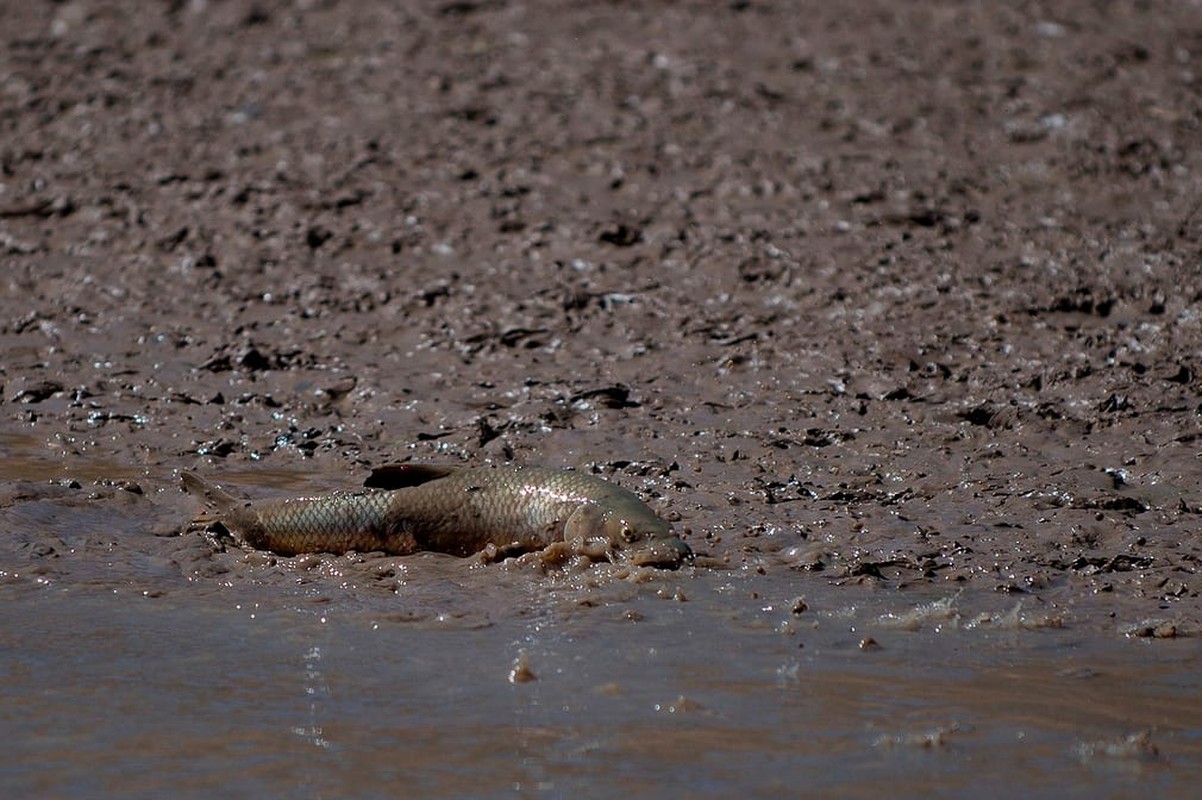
[3,563,1198,799]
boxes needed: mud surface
[3,0,1202,796]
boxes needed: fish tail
[180,470,241,513]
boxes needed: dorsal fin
[364,464,458,490]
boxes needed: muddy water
[3,576,1198,798]
[2,466,1199,798]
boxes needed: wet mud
[2,0,1202,795]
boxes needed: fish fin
[180,470,241,513]
[364,463,458,490]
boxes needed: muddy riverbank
[2,0,1201,795]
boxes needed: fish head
[567,500,693,569]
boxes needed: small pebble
[508,651,537,683]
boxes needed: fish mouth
[627,537,694,569]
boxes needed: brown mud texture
[1,0,1201,633]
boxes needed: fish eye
[620,525,638,543]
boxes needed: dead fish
[180,464,692,568]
